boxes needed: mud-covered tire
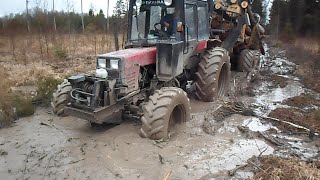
[140,87,191,140]
[195,47,231,102]
[238,49,260,73]
[51,79,72,116]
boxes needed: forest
[0,0,318,40]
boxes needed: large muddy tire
[238,49,260,73]
[51,79,72,116]
[195,47,231,102]
[140,87,191,140]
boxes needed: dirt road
[0,44,319,180]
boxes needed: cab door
[184,2,198,55]
[197,2,209,41]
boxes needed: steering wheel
[152,22,169,39]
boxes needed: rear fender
[207,39,222,49]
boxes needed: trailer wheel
[140,87,191,140]
[51,79,72,116]
[195,47,231,102]
[238,49,260,73]
[238,49,261,81]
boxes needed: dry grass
[33,76,62,105]
[0,33,124,126]
[294,38,320,55]
[0,65,37,127]
[253,156,320,180]
[0,33,118,86]
[270,108,320,132]
[0,65,15,127]
[274,37,320,92]
[0,33,120,62]
[285,94,320,108]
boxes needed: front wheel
[140,87,191,140]
[51,79,72,116]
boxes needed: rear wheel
[195,47,231,102]
[140,87,191,140]
[51,79,72,116]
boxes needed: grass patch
[0,103,15,128]
[284,94,320,108]
[0,65,14,127]
[270,108,320,132]
[252,156,320,180]
[54,46,68,59]
[12,95,35,118]
[34,76,62,105]
[314,111,320,121]
[1,93,36,128]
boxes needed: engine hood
[97,47,157,67]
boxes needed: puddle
[269,57,296,75]
[254,80,304,116]
[243,117,275,132]
[250,44,319,161]
[186,138,274,174]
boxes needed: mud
[0,43,320,179]
[0,107,275,180]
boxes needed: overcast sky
[0,0,118,17]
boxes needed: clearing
[0,42,319,179]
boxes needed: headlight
[96,68,108,79]
[97,58,106,69]
[136,0,142,6]
[164,0,172,6]
[110,59,119,70]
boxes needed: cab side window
[198,5,209,40]
[185,4,197,40]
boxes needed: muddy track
[0,44,319,179]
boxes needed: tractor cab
[127,0,211,81]
[127,0,210,45]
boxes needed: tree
[269,0,290,37]
[252,0,263,16]
[98,9,106,31]
[99,9,105,17]
[269,0,320,38]
[113,0,127,17]
[89,9,94,17]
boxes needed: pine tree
[113,0,127,17]
[89,9,94,17]
[252,0,263,17]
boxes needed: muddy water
[251,45,319,161]
[0,105,275,180]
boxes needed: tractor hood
[98,47,157,67]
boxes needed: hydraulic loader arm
[247,6,265,55]
[221,14,249,53]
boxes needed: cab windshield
[129,0,181,44]
[130,5,162,43]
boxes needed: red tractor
[51,0,264,140]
